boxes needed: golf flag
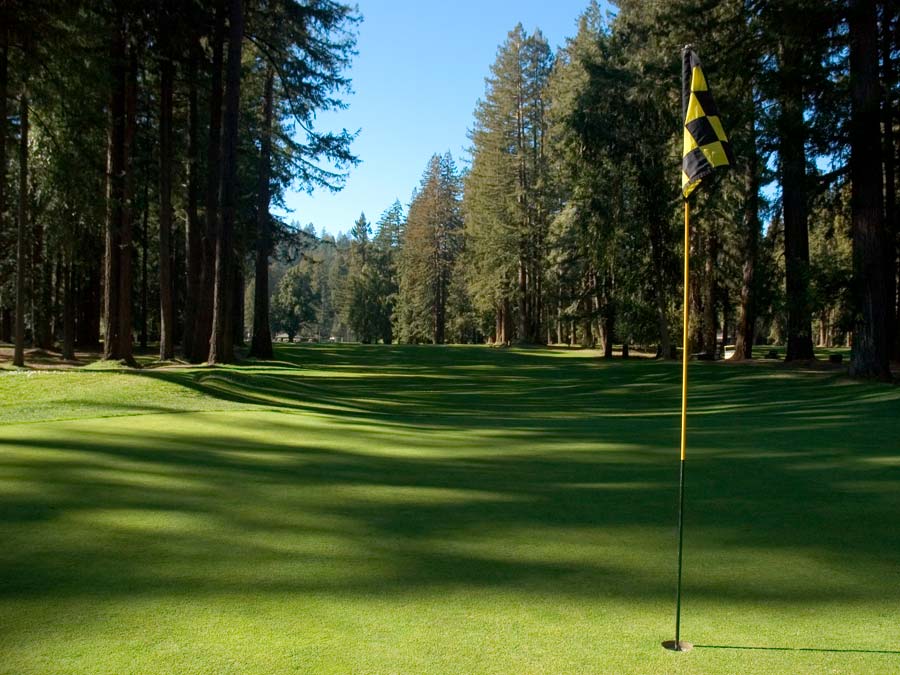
[665,46,737,654]
[681,49,733,198]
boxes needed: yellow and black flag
[665,47,736,654]
[681,48,733,198]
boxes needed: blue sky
[277,0,604,236]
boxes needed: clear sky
[277,0,605,236]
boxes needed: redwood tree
[848,0,890,379]
[249,66,275,358]
[13,39,29,367]
[158,5,175,360]
[208,0,243,364]
[190,0,225,363]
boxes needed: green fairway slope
[1,345,898,674]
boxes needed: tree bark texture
[0,309,10,343]
[249,66,275,358]
[849,0,891,379]
[703,229,718,357]
[208,0,243,364]
[103,20,126,361]
[13,43,29,367]
[191,0,224,362]
[61,259,75,360]
[734,113,761,360]
[648,219,672,358]
[76,262,101,348]
[894,5,900,361]
[780,39,815,361]
[158,15,175,360]
[0,32,8,346]
[117,46,137,364]
[232,262,244,346]
[881,2,899,361]
[140,177,149,349]
[184,35,202,358]
[32,209,52,349]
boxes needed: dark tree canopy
[1,0,896,381]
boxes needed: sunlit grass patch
[0,344,898,674]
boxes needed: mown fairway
[1,345,898,675]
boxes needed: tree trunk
[734,113,760,360]
[532,258,542,344]
[233,261,244,346]
[849,0,890,379]
[595,292,605,353]
[881,2,898,361]
[184,35,202,358]
[703,229,718,357]
[140,176,149,349]
[556,274,563,345]
[493,304,501,344]
[581,273,594,348]
[0,309,10,343]
[688,222,704,355]
[50,253,61,344]
[26,207,42,349]
[432,278,440,344]
[722,293,730,353]
[32,205,51,349]
[504,297,513,346]
[192,0,225,362]
[117,46,137,364]
[501,297,512,345]
[894,8,900,361]
[209,0,243,364]
[780,39,815,361]
[173,210,184,346]
[435,269,447,344]
[602,311,614,359]
[249,67,275,358]
[0,30,6,346]
[13,44,29,367]
[158,19,175,360]
[517,257,527,342]
[103,19,126,361]
[61,258,75,360]
[648,218,672,358]
[76,261,101,349]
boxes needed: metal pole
[663,45,696,654]
[673,199,691,651]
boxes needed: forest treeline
[1,0,897,380]
[0,0,358,366]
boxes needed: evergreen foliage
[0,0,897,379]
[396,154,463,345]
[0,0,358,364]
[465,25,555,345]
[270,263,317,342]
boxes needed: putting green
[1,345,898,674]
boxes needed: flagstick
[676,197,691,646]
[664,200,693,653]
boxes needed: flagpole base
[662,640,694,652]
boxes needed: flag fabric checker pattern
[681,49,733,198]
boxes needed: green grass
[0,344,898,674]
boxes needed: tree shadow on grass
[1,418,899,606]
[1,343,898,614]
[695,644,900,655]
[0,432,669,599]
